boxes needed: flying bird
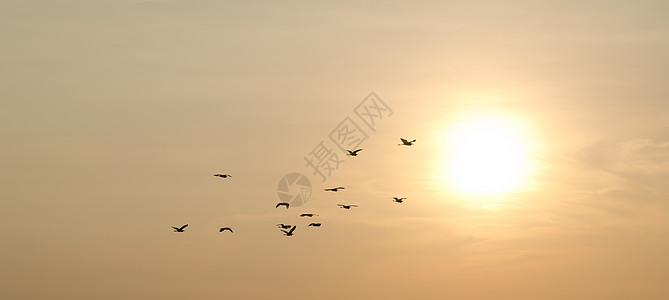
[219,227,233,233]
[277,224,292,229]
[346,149,363,156]
[281,225,297,236]
[393,197,406,203]
[300,213,318,217]
[276,202,290,209]
[172,224,188,232]
[214,174,232,178]
[324,187,345,192]
[308,223,322,227]
[338,204,358,209]
[398,138,416,146]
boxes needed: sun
[441,113,532,195]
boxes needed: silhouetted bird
[214,174,232,178]
[393,197,406,203]
[398,138,416,146]
[346,149,363,156]
[219,227,233,233]
[172,224,188,232]
[308,223,322,227]
[338,204,358,209]
[300,213,318,217]
[277,224,292,229]
[276,202,290,209]
[281,225,297,236]
[324,187,345,192]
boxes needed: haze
[2,1,669,299]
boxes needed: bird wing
[179,224,188,230]
[288,226,296,234]
[172,227,179,230]
[337,187,345,189]
[400,138,408,144]
[353,149,362,154]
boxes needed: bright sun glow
[442,113,532,195]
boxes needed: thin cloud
[574,137,669,212]
[109,0,171,3]
[577,136,669,174]
[613,138,669,174]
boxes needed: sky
[2,0,669,299]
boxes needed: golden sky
[2,1,669,299]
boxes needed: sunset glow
[4,1,669,299]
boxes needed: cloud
[574,136,669,212]
[612,138,669,174]
[108,0,171,3]
[578,137,669,174]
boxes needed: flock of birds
[172,137,417,237]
